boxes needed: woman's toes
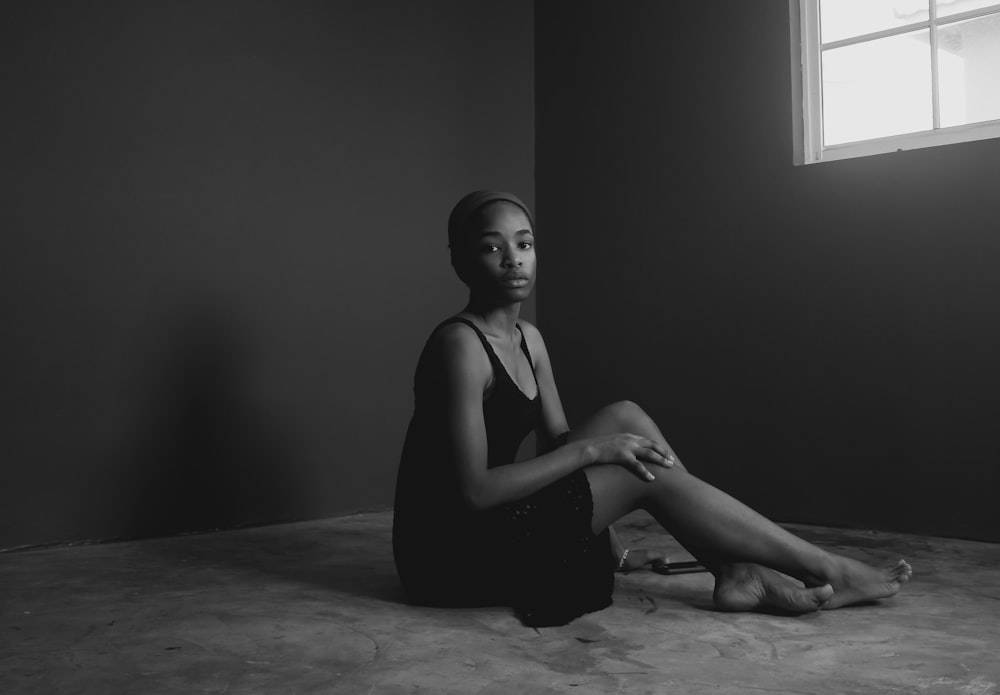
[814,583,835,605]
[887,560,912,582]
[821,556,911,609]
[777,582,833,613]
[618,548,669,572]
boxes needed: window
[793,0,1000,163]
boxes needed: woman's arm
[436,322,671,512]
[437,323,590,511]
[517,321,570,451]
[521,322,666,568]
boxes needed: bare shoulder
[517,319,550,361]
[428,319,492,383]
[516,318,542,341]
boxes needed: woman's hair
[447,191,533,283]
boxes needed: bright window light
[793,0,1000,163]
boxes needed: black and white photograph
[2,1,999,693]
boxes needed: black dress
[392,317,614,626]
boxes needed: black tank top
[393,318,616,623]
[393,316,543,559]
[448,317,541,468]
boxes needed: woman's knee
[572,401,687,470]
[599,400,689,473]
[602,400,650,433]
[569,400,649,443]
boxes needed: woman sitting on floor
[392,190,911,626]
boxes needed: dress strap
[437,316,538,399]
[516,323,536,372]
[437,317,499,367]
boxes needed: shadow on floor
[143,519,409,605]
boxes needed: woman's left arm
[521,321,670,571]
[519,321,571,453]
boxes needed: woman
[392,190,911,626]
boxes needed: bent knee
[601,400,688,472]
[603,400,649,431]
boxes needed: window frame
[793,0,1000,164]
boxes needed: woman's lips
[502,277,529,287]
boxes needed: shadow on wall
[114,304,309,540]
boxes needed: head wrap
[447,190,534,251]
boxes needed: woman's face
[460,201,536,303]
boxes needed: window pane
[938,13,1000,127]
[822,31,933,144]
[821,0,929,43]
[936,0,1000,19]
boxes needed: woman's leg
[570,404,835,612]
[569,401,911,611]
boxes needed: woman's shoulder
[516,319,549,358]
[430,315,483,350]
[516,318,541,341]
[419,316,491,377]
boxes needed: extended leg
[569,402,911,611]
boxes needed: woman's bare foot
[713,563,834,614]
[812,557,912,609]
[617,548,669,573]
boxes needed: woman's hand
[581,434,675,481]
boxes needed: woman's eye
[519,241,533,250]
[480,244,501,253]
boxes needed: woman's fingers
[623,434,674,468]
[622,456,670,480]
[607,435,675,478]
[628,457,655,481]
[648,439,674,463]
[645,438,667,455]
[637,445,674,468]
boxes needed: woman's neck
[462,296,521,343]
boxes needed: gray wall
[1,0,534,549]
[536,0,1000,541]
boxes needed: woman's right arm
[436,324,670,512]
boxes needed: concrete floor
[2,511,998,695]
